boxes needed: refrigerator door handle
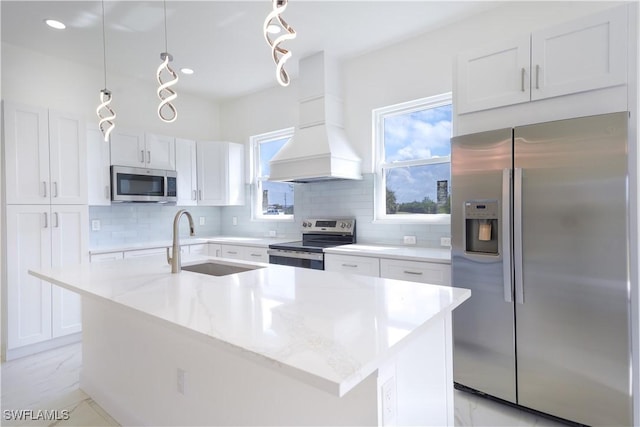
[502,168,513,303]
[514,167,524,304]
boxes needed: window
[251,128,295,220]
[374,93,452,222]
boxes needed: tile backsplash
[89,174,450,249]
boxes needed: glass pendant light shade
[156,52,178,123]
[97,89,116,141]
[263,0,296,87]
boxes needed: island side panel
[80,297,380,426]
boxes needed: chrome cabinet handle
[403,270,423,276]
[43,181,47,198]
[105,186,110,200]
[514,168,524,304]
[342,263,358,268]
[140,150,145,163]
[54,212,59,228]
[502,168,513,303]
[43,212,48,228]
[147,151,151,164]
[53,182,58,198]
[227,251,238,255]
[198,189,202,200]
[521,68,525,92]
[535,65,540,90]
[192,190,197,201]
[250,253,262,257]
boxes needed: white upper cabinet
[4,102,87,204]
[530,5,627,101]
[456,36,531,114]
[175,138,198,206]
[456,5,628,114]
[110,129,176,170]
[196,141,245,206]
[87,125,112,205]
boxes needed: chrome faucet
[167,209,195,273]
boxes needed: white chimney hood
[269,51,362,183]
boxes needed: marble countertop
[89,236,296,255]
[30,255,469,397]
[324,244,452,264]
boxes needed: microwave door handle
[502,168,513,303]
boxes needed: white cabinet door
[175,138,198,206]
[48,111,87,204]
[145,133,176,170]
[530,5,627,101]
[325,254,380,277]
[51,205,88,338]
[87,125,112,205]
[188,244,209,255]
[196,141,245,206]
[456,35,531,114]
[3,102,51,204]
[379,259,451,286]
[110,128,145,167]
[6,205,53,349]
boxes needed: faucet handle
[166,247,173,265]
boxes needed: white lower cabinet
[219,244,268,262]
[90,252,124,263]
[6,205,88,350]
[123,247,167,258]
[379,258,451,286]
[188,244,208,255]
[208,243,222,257]
[324,254,380,277]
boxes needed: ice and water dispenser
[464,200,499,255]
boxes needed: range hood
[269,52,362,183]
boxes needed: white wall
[1,43,220,141]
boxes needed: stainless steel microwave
[111,166,177,203]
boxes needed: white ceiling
[1,1,500,101]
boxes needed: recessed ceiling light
[180,68,194,75]
[44,19,66,30]
[266,24,281,34]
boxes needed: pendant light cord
[163,0,168,53]
[101,0,107,89]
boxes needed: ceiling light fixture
[180,68,194,75]
[44,19,66,30]
[95,1,115,142]
[156,0,178,123]
[263,0,296,87]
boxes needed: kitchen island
[30,254,470,426]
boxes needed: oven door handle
[267,249,324,261]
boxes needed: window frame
[373,92,452,224]
[250,127,296,222]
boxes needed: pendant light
[156,0,178,123]
[263,0,296,87]
[96,0,116,141]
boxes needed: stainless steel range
[268,218,356,270]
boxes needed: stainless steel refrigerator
[451,112,631,426]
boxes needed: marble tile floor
[2,342,567,427]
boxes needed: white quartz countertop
[324,244,452,264]
[90,236,296,255]
[30,255,469,397]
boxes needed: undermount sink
[182,261,264,277]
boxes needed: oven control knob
[302,222,308,227]
[347,223,352,228]
[340,222,346,228]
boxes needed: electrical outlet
[232,216,238,226]
[177,368,187,395]
[91,220,101,231]
[382,377,397,425]
[403,235,416,245]
[269,230,277,237]
[441,237,451,247]
[199,216,205,226]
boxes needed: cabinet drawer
[220,244,245,260]
[325,254,380,277]
[244,247,268,263]
[123,247,166,258]
[90,252,124,263]
[188,244,208,255]
[380,259,450,286]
